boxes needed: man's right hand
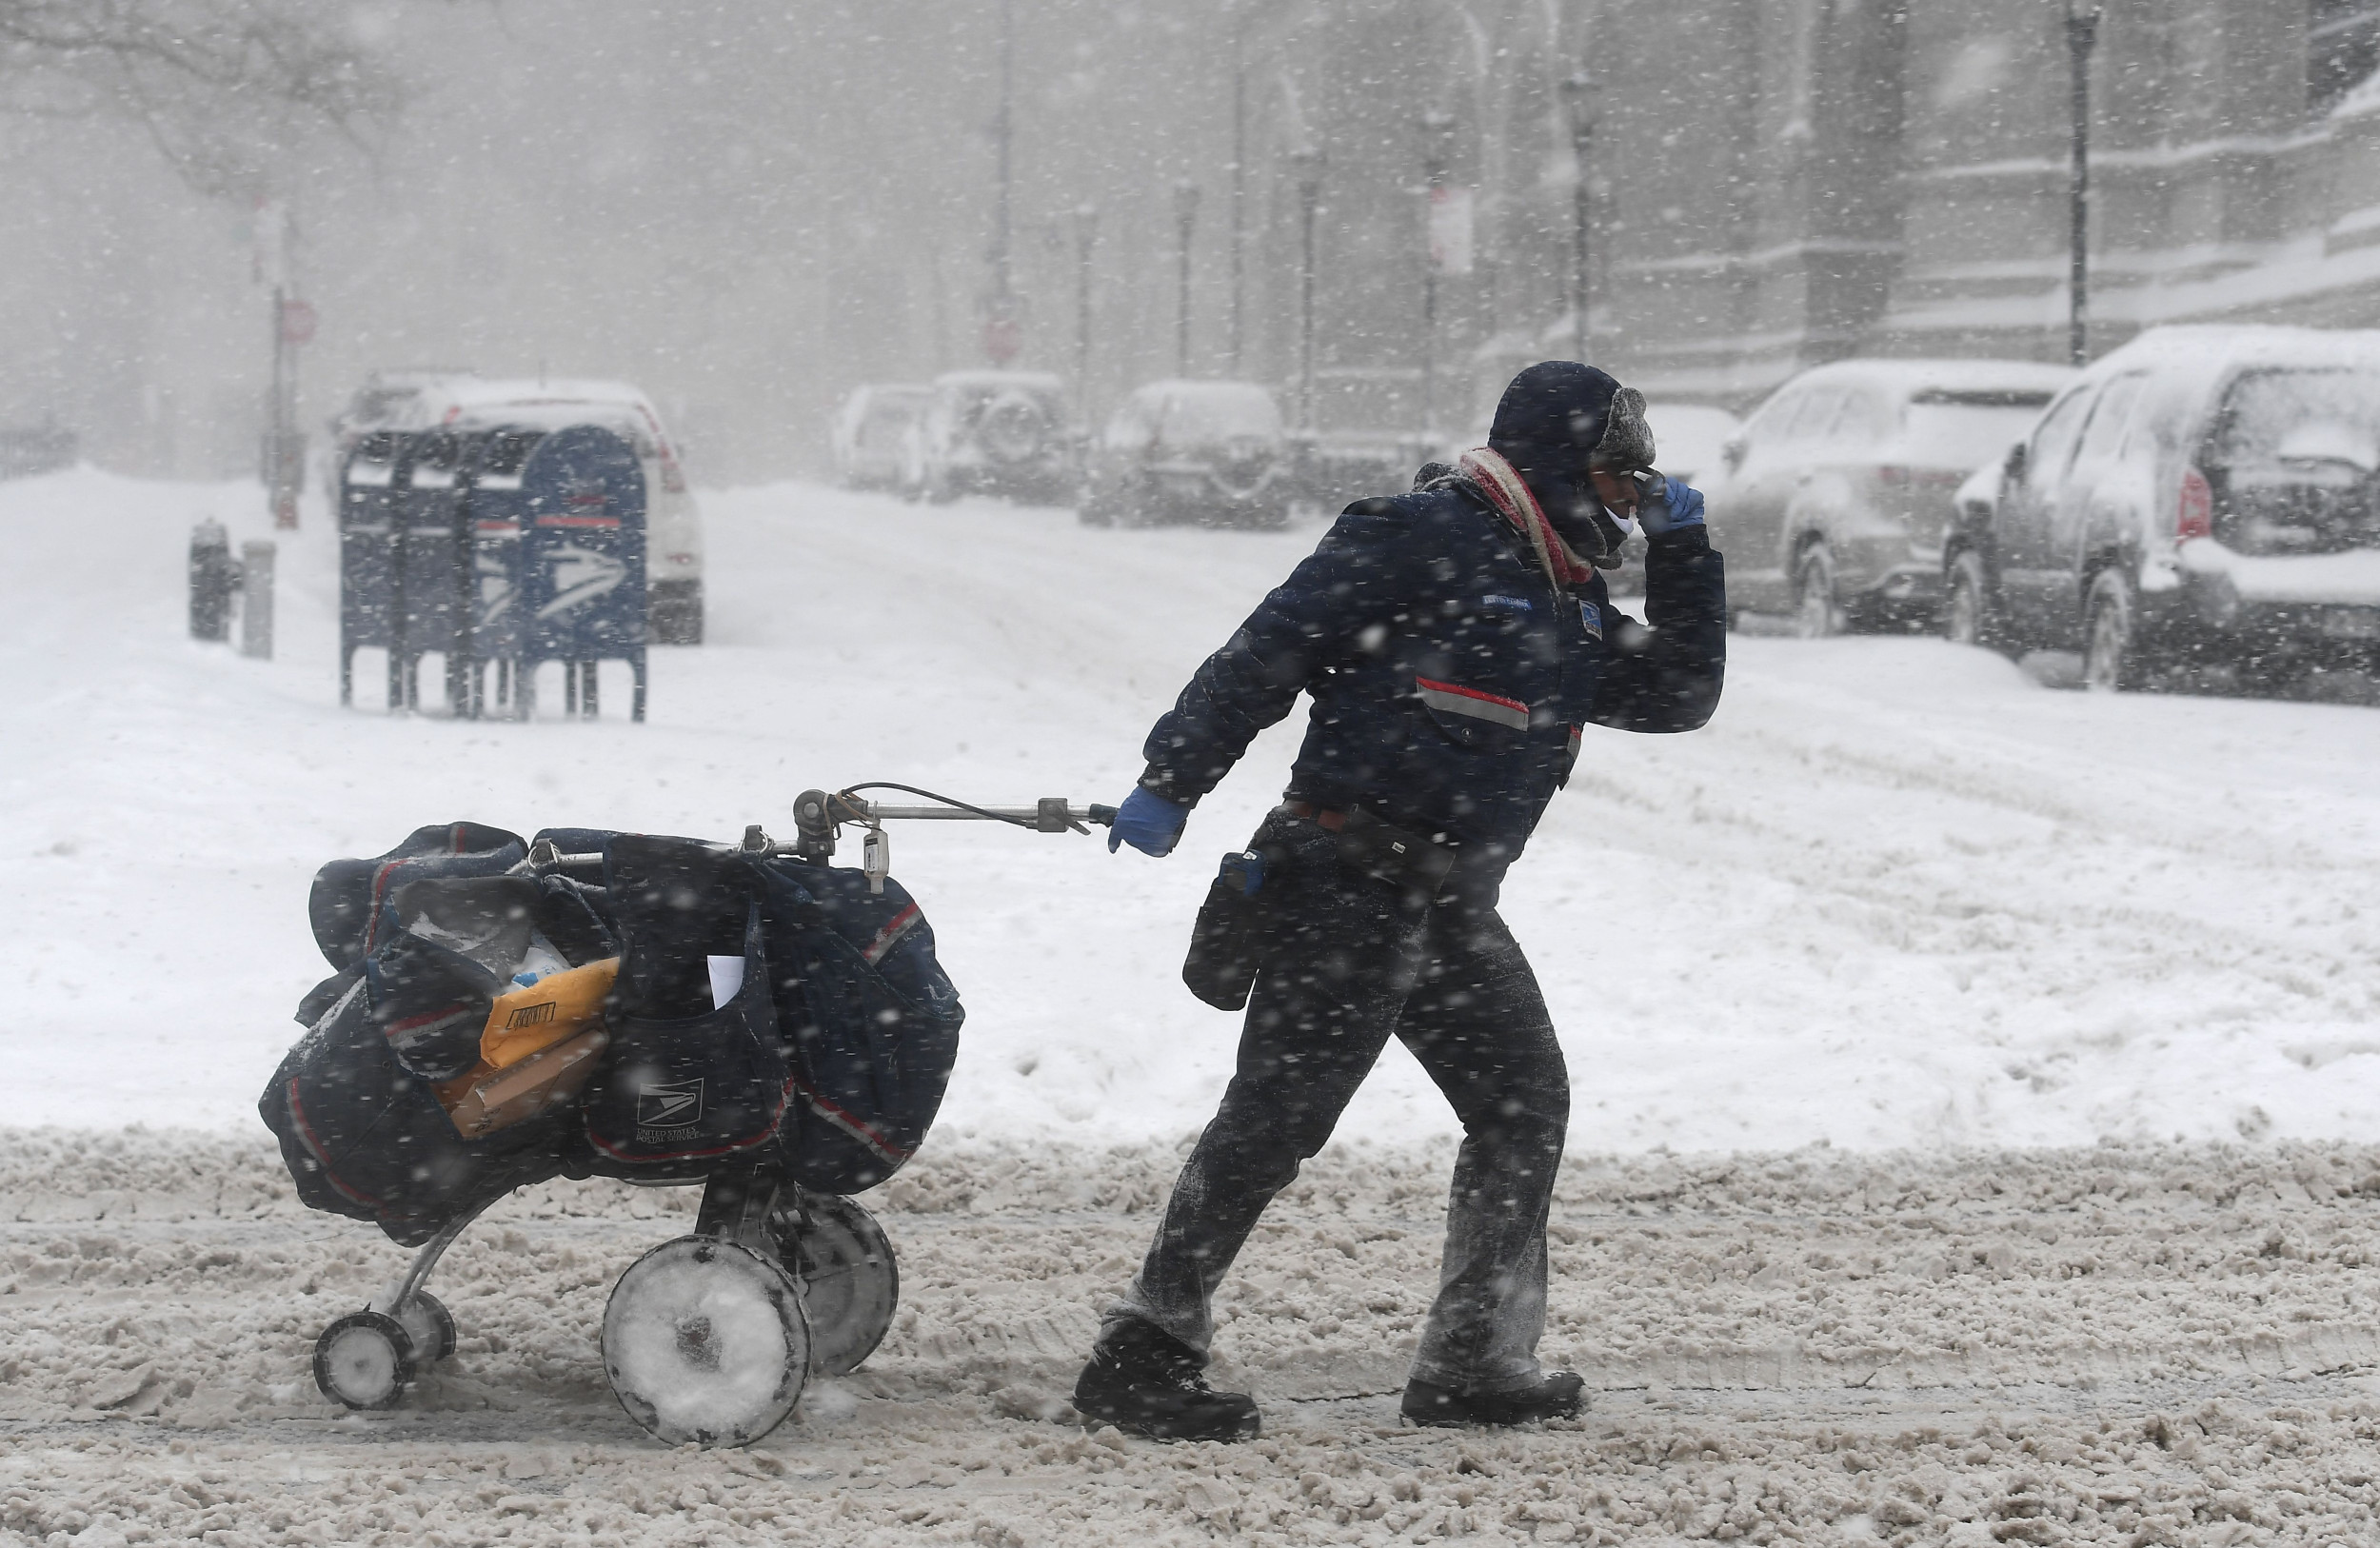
[1637,474,1706,537]
[1108,788,1189,857]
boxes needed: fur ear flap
[1591,387,1656,471]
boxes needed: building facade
[1234,0,2380,430]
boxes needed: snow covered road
[3,469,2378,1150]
[3,1133,2378,1545]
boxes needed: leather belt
[1280,800,1458,894]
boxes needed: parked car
[1944,325,2380,690]
[912,370,1075,505]
[410,378,707,645]
[831,384,930,492]
[1707,359,2074,634]
[1082,379,1291,528]
[0,421,75,479]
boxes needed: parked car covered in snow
[1707,359,2074,634]
[410,378,707,645]
[912,370,1075,506]
[0,421,75,479]
[831,384,930,492]
[1943,326,2380,691]
[1081,379,1291,528]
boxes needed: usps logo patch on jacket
[1578,602,1603,642]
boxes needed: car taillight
[2176,466,2212,541]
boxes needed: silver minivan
[413,378,708,645]
[1945,326,2380,690]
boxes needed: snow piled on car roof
[933,369,1065,392]
[2085,323,2380,378]
[1780,356,2079,397]
[432,376,657,410]
[1129,378,1275,404]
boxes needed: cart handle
[521,790,1118,877]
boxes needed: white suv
[411,379,706,645]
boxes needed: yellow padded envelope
[435,957,620,1139]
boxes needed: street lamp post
[2064,2,2103,367]
[1072,204,1100,420]
[1419,109,1455,441]
[1173,180,1202,377]
[1558,71,1596,365]
[1290,148,1325,430]
[1229,13,1248,376]
[982,0,1021,366]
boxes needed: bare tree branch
[0,0,411,196]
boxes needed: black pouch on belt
[1332,807,1457,896]
[1182,846,1282,1012]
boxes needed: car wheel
[648,583,704,646]
[2082,568,2145,692]
[1942,549,2003,654]
[1793,544,1841,639]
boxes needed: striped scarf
[1457,447,1601,586]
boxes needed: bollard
[239,541,276,660]
[188,520,234,641]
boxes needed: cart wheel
[776,1192,900,1378]
[603,1236,811,1447]
[395,1290,458,1363]
[314,1310,414,1410]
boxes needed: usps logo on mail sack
[637,1079,704,1128]
[1578,601,1603,641]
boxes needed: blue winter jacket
[1138,483,1727,899]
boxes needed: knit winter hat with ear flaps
[1487,361,1656,478]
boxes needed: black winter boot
[1072,1320,1260,1441]
[1401,1371,1585,1428]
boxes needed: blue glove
[1638,474,1705,537]
[1108,787,1189,857]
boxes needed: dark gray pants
[1106,813,1570,1392]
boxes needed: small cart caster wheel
[395,1290,458,1363]
[775,1192,900,1378]
[603,1236,811,1448]
[314,1310,414,1410]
